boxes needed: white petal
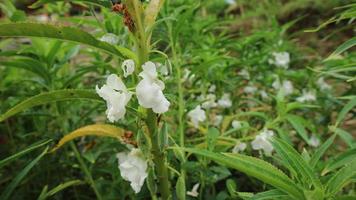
[122,59,135,78]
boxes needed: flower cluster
[96,60,170,122]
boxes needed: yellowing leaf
[51,124,124,152]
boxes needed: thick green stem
[146,111,171,199]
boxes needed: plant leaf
[51,124,125,152]
[335,97,356,127]
[326,160,356,196]
[286,115,310,144]
[309,134,336,168]
[0,146,48,200]
[322,148,356,175]
[38,180,83,200]
[180,148,304,200]
[30,0,111,9]
[327,37,356,60]
[0,139,52,169]
[145,0,165,30]
[272,138,322,190]
[0,89,101,122]
[251,189,288,200]
[0,23,135,59]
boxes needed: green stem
[70,142,103,200]
[146,110,171,199]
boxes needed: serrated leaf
[326,160,356,196]
[322,148,356,175]
[0,89,101,122]
[0,23,136,59]
[272,138,322,191]
[51,124,124,152]
[251,189,288,200]
[180,148,304,200]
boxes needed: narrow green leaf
[322,148,356,175]
[0,146,48,200]
[326,160,356,196]
[334,128,355,148]
[286,115,310,144]
[39,180,83,200]
[0,23,135,59]
[335,97,356,127]
[0,89,101,122]
[181,148,304,200]
[309,134,336,168]
[327,37,356,60]
[0,139,52,169]
[251,189,288,200]
[206,127,219,151]
[30,0,111,9]
[272,138,322,190]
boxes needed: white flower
[309,134,320,147]
[96,74,132,122]
[260,90,268,99]
[232,142,247,153]
[296,90,316,102]
[99,33,119,45]
[317,77,331,91]
[232,120,242,129]
[156,62,169,76]
[272,52,290,68]
[188,105,206,128]
[187,183,200,197]
[208,84,216,92]
[251,129,274,155]
[238,69,250,80]
[122,59,135,78]
[244,85,258,94]
[201,94,217,109]
[116,148,148,193]
[213,115,223,126]
[136,61,170,113]
[225,0,236,5]
[217,93,232,108]
[272,78,294,96]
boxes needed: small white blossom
[244,85,258,94]
[232,120,242,129]
[136,61,170,113]
[187,183,200,197]
[238,69,250,80]
[157,62,169,76]
[309,134,320,147]
[99,33,119,45]
[121,59,135,78]
[251,129,274,155]
[213,115,223,126]
[201,94,217,109]
[317,77,331,91]
[260,90,268,99]
[208,84,216,92]
[272,52,290,68]
[188,105,206,128]
[296,90,316,102]
[272,78,294,96]
[232,142,247,153]
[217,93,232,108]
[225,0,236,5]
[116,149,148,193]
[96,74,132,122]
